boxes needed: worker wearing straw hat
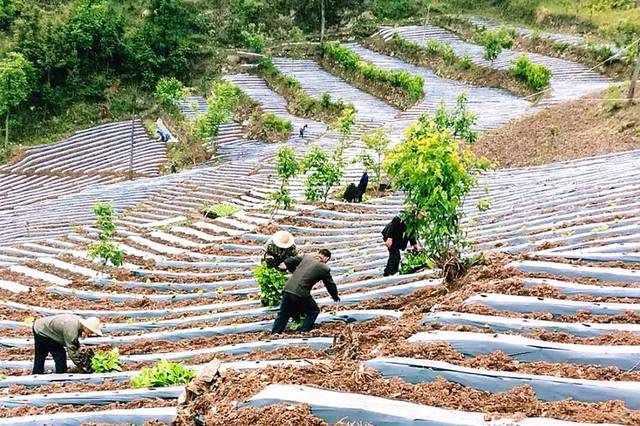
[32,314,102,374]
[263,230,298,270]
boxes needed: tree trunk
[320,0,325,43]
[4,111,8,149]
[628,37,640,103]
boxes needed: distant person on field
[299,124,308,139]
[263,231,298,270]
[382,213,420,276]
[156,118,172,142]
[32,314,102,374]
[271,249,340,334]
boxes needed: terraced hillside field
[0,18,638,426]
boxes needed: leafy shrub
[458,53,473,70]
[155,77,186,108]
[424,39,456,65]
[88,202,124,267]
[399,250,433,275]
[267,147,300,215]
[262,112,293,134]
[351,11,379,39]
[91,348,122,373]
[195,81,243,139]
[476,198,492,211]
[430,93,478,144]
[361,127,390,190]
[321,42,424,103]
[586,41,615,63]
[131,360,196,388]
[476,27,513,64]
[512,54,552,91]
[203,203,240,219]
[254,263,288,307]
[384,111,490,278]
[302,145,343,203]
[241,23,268,53]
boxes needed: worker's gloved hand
[332,296,341,303]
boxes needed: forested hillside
[0,0,638,161]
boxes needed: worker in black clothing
[355,171,369,202]
[271,249,340,334]
[382,214,419,276]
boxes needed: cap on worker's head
[80,317,103,336]
[272,230,295,249]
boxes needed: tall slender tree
[0,53,34,149]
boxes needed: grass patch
[202,202,240,219]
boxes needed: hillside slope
[474,88,640,168]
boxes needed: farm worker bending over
[382,213,420,276]
[263,231,298,270]
[271,249,340,334]
[32,314,102,375]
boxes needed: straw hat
[80,317,103,337]
[272,231,295,249]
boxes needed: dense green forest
[0,0,638,160]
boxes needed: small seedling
[91,348,122,373]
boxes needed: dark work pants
[32,327,67,375]
[271,292,320,334]
[383,246,402,276]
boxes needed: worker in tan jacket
[32,314,102,374]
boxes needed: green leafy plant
[290,314,307,331]
[512,54,552,91]
[384,112,490,281]
[361,127,390,192]
[302,145,343,203]
[241,23,267,53]
[88,202,125,267]
[203,203,240,219]
[0,52,35,149]
[336,103,357,157]
[91,348,122,373]
[266,147,300,216]
[476,198,492,212]
[458,53,473,70]
[429,93,478,144]
[399,250,433,275]
[130,360,195,388]
[194,80,243,139]
[254,112,293,142]
[254,263,288,307]
[155,77,186,107]
[477,27,513,65]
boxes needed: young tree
[302,145,342,203]
[155,77,187,107]
[384,105,489,281]
[267,147,300,216]
[0,53,34,149]
[361,127,390,192]
[88,202,125,267]
[477,27,513,65]
[336,103,356,158]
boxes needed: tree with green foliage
[336,103,356,154]
[0,52,34,149]
[302,145,343,202]
[384,124,487,278]
[254,263,289,307]
[267,147,300,216]
[155,77,186,107]
[194,80,242,139]
[384,110,489,281]
[512,54,553,91]
[431,93,478,144]
[361,127,390,191]
[88,202,125,267]
[477,27,513,65]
